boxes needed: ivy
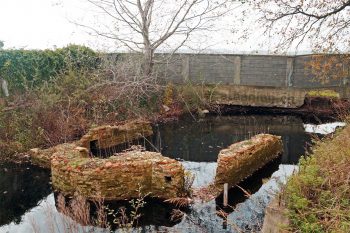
[0,44,100,91]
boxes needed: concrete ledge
[203,85,306,108]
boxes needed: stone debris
[51,150,186,201]
[78,120,153,151]
[29,120,282,203]
[29,120,152,169]
[215,134,283,189]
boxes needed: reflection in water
[0,164,51,226]
[0,114,319,232]
[182,161,217,188]
[154,115,311,164]
[304,122,346,134]
[215,158,281,212]
[53,193,185,229]
[226,165,298,232]
[154,115,311,187]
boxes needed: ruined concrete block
[215,134,283,188]
[51,150,186,201]
[29,121,153,169]
[29,143,77,169]
[78,120,153,151]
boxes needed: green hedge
[0,45,100,91]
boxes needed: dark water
[0,114,316,232]
[155,114,311,164]
[0,164,51,226]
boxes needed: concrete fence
[152,53,344,88]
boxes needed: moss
[307,89,340,98]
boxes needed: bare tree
[248,0,350,52]
[75,0,233,76]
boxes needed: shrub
[0,45,100,92]
[284,124,350,232]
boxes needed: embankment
[262,122,350,232]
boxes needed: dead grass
[284,119,350,232]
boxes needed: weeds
[283,121,350,232]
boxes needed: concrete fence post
[182,55,190,82]
[233,56,241,85]
[286,57,294,87]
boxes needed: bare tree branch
[73,0,233,76]
[249,0,350,53]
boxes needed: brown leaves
[306,54,350,84]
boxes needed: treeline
[0,45,100,92]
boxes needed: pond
[0,114,342,233]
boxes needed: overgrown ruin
[29,120,186,201]
[29,120,283,202]
[29,120,153,168]
[194,134,283,199]
[51,148,186,201]
[77,121,153,157]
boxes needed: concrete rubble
[51,149,186,201]
[29,120,153,168]
[29,120,186,201]
[29,119,283,202]
[215,134,283,189]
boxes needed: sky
[0,0,312,54]
[0,0,91,49]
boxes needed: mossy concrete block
[215,134,283,188]
[78,120,153,151]
[29,120,153,169]
[51,150,186,201]
[29,143,77,169]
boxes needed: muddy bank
[219,96,350,120]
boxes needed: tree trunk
[143,42,154,77]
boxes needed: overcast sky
[0,0,312,54]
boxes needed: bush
[284,124,350,232]
[0,45,100,92]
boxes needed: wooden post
[223,183,228,207]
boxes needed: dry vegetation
[284,121,350,232]
[0,51,213,163]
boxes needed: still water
[0,114,334,233]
